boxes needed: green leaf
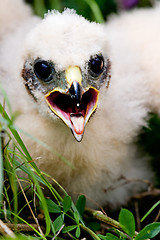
[76,195,86,217]
[106,233,120,240]
[45,198,61,213]
[74,211,80,224]
[118,208,135,237]
[97,234,108,239]
[135,222,160,240]
[75,226,81,238]
[63,195,72,213]
[62,225,77,233]
[53,215,64,233]
[98,233,120,240]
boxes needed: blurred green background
[25,0,153,22]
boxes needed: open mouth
[45,87,99,141]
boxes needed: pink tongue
[70,115,85,135]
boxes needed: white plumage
[0,0,160,208]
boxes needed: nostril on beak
[69,81,82,108]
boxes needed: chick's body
[0,0,159,208]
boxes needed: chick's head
[22,9,111,141]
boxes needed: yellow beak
[65,66,82,87]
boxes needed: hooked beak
[69,81,82,108]
[45,66,99,142]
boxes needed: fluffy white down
[0,0,32,37]
[0,0,160,208]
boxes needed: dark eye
[89,55,104,77]
[34,60,54,82]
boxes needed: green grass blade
[141,201,160,222]
[4,150,18,223]
[0,104,51,236]
[0,82,12,117]
[0,129,4,202]
[13,125,75,169]
[11,212,47,239]
[33,0,46,17]
[82,0,104,23]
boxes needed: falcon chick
[0,0,160,208]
